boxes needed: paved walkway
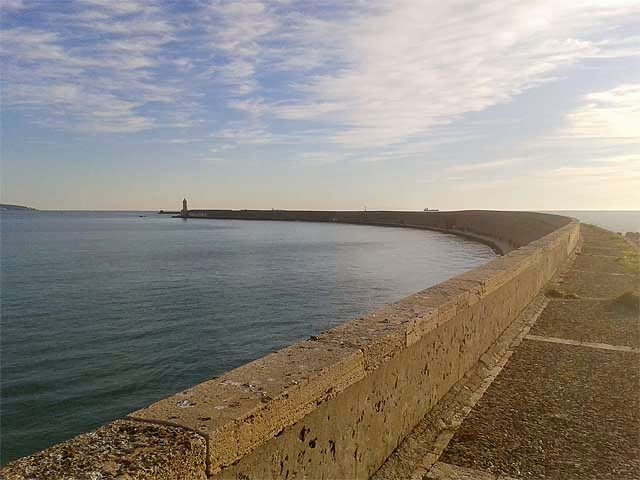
[375,224,639,480]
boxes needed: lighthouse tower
[181,198,189,218]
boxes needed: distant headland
[0,204,37,211]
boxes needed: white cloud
[2,0,639,145]
[78,0,154,16]
[201,0,277,98]
[1,0,24,12]
[0,2,188,133]
[210,126,280,145]
[227,98,269,116]
[1,28,69,62]
[561,84,640,141]
[87,18,173,36]
[268,0,640,148]
[447,158,524,173]
[8,82,152,132]
[297,152,343,166]
[205,1,276,56]
[543,153,640,184]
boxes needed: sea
[0,211,496,464]
[543,211,640,234]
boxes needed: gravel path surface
[559,269,636,298]
[439,340,640,479]
[435,224,640,480]
[572,253,636,275]
[531,298,639,348]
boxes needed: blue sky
[1,0,638,210]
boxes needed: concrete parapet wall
[1,211,579,480]
[185,210,571,254]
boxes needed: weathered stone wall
[1,211,579,480]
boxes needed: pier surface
[376,224,639,480]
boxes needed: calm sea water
[0,211,495,464]
[544,211,640,234]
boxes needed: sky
[1,0,639,211]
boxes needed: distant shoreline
[0,204,37,211]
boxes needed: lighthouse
[181,198,189,218]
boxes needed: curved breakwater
[1,210,579,480]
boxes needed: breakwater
[1,210,580,480]
[182,209,571,255]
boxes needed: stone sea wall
[185,209,571,254]
[1,211,580,480]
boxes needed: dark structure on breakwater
[181,198,189,218]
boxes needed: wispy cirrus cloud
[539,153,640,192]
[200,1,278,97]
[1,0,184,132]
[78,0,154,15]
[266,1,640,149]
[446,158,524,174]
[1,0,639,153]
[560,83,640,143]
[2,1,639,211]
[0,0,25,12]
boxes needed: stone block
[0,420,207,480]
[130,340,365,474]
